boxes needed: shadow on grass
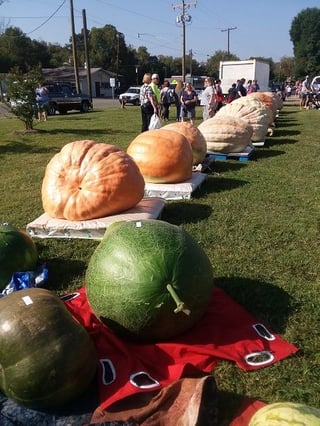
[266,138,299,147]
[215,276,294,334]
[162,202,212,225]
[41,257,87,293]
[0,141,61,154]
[42,127,131,136]
[272,129,300,137]
[253,148,286,159]
[197,176,249,195]
[210,161,247,173]
[216,390,262,426]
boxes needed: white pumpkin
[198,115,253,153]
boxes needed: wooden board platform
[26,197,166,240]
[208,145,254,162]
[144,172,207,200]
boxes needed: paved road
[0,97,125,119]
[92,97,121,110]
[0,102,14,118]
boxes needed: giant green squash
[0,288,97,408]
[85,219,214,342]
[0,223,38,290]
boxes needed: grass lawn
[0,103,319,423]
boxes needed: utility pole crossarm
[172,1,197,10]
[221,26,237,56]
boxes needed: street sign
[110,78,116,88]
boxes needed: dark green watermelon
[85,219,214,341]
[0,287,97,409]
[0,223,38,290]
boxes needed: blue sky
[1,0,319,62]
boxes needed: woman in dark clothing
[180,82,198,125]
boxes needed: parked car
[46,83,92,115]
[119,86,141,105]
[311,76,320,91]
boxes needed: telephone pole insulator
[172,1,197,82]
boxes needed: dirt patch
[11,129,38,135]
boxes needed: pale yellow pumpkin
[215,100,269,142]
[198,115,253,153]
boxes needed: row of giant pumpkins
[42,91,283,222]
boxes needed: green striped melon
[0,223,38,290]
[85,219,214,342]
[249,402,320,425]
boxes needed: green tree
[290,8,320,77]
[7,67,42,130]
[47,43,71,68]
[0,27,52,72]
[206,50,239,78]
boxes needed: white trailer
[219,59,270,94]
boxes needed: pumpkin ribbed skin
[161,122,207,165]
[42,140,145,221]
[198,115,253,153]
[127,129,193,183]
[249,402,320,425]
[248,92,280,121]
[215,100,269,142]
[0,288,97,409]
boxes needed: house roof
[41,66,117,81]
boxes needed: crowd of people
[138,74,260,132]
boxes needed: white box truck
[219,59,270,94]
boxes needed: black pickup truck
[46,83,92,115]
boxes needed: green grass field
[0,103,319,424]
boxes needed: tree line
[0,7,320,85]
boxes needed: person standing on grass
[174,80,184,121]
[35,82,49,121]
[236,78,247,98]
[300,75,311,110]
[150,73,161,106]
[139,73,158,132]
[160,80,171,121]
[200,77,216,121]
[180,82,198,125]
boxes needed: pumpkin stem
[166,284,191,315]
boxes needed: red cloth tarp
[63,286,298,412]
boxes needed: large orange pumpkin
[161,122,207,165]
[42,140,145,221]
[127,129,193,183]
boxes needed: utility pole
[70,0,80,93]
[82,9,92,103]
[221,26,237,56]
[173,0,197,83]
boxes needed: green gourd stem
[166,284,191,315]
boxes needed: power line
[25,1,66,36]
